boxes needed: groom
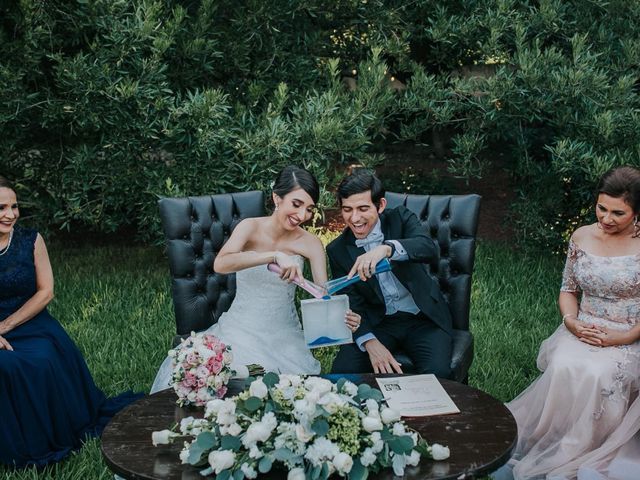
[327,171,453,377]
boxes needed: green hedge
[2,1,639,248]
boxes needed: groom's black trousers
[330,311,452,379]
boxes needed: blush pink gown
[498,240,640,480]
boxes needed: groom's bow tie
[355,230,384,249]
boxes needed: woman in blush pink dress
[494,166,640,480]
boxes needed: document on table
[375,374,460,417]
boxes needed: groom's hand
[364,338,403,374]
[349,245,392,281]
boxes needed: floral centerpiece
[169,332,235,406]
[152,373,450,479]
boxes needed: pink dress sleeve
[560,239,581,293]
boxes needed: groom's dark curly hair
[336,170,385,208]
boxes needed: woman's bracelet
[272,252,278,264]
[562,313,577,321]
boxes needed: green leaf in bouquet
[232,469,245,480]
[311,418,329,436]
[336,377,348,392]
[388,435,414,455]
[221,435,242,451]
[320,462,330,480]
[315,406,331,418]
[196,431,217,450]
[272,447,296,461]
[188,443,205,465]
[200,466,214,476]
[244,376,257,389]
[244,396,263,412]
[311,464,322,480]
[357,384,372,397]
[262,372,280,388]
[216,469,231,480]
[380,426,393,441]
[258,456,273,473]
[349,459,369,480]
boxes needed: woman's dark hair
[596,166,640,214]
[0,175,14,190]
[336,170,385,207]
[596,165,640,237]
[272,165,320,204]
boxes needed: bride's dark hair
[272,165,320,204]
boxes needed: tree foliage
[1,1,639,247]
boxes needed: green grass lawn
[0,241,564,479]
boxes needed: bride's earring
[275,203,279,211]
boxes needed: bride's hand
[274,252,303,283]
[345,310,361,332]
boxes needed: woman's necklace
[0,229,14,256]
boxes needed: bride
[152,165,360,392]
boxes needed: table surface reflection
[101,375,516,480]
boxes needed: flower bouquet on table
[152,373,450,479]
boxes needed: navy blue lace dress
[0,227,142,468]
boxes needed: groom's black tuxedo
[327,205,453,377]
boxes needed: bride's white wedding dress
[151,258,320,393]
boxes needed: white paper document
[375,374,460,417]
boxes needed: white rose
[406,449,421,466]
[360,448,376,467]
[233,364,249,379]
[151,429,175,446]
[243,421,273,447]
[208,450,236,474]
[430,443,450,461]
[318,392,346,414]
[249,379,269,399]
[392,453,407,476]
[392,422,406,436]
[248,444,264,459]
[205,399,225,417]
[295,423,314,443]
[305,377,333,395]
[241,462,258,479]
[288,467,306,480]
[362,416,383,432]
[226,423,243,436]
[380,407,401,424]
[179,448,190,464]
[332,452,354,474]
[365,399,380,417]
[179,417,195,434]
[342,381,358,396]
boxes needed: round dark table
[101,375,516,480]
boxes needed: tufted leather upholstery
[385,192,482,383]
[158,191,265,346]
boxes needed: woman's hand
[0,335,13,351]
[579,326,632,347]
[564,316,603,340]
[274,252,303,283]
[345,309,361,333]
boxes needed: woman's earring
[275,204,279,211]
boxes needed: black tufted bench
[158,191,480,383]
[385,192,481,383]
[158,191,265,345]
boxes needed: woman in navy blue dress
[0,176,142,468]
